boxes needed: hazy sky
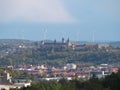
[0,0,120,41]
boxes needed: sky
[0,0,120,41]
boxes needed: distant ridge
[0,39,120,47]
[0,39,33,45]
[108,41,120,47]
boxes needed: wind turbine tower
[92,32,95,42]
[44,28,47,41]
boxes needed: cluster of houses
[0,63,119,90]
[6,63,120,80]
[19,63,119,79]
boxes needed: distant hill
[108,41,120,47]
[0,39,34,45]
[76,41,120,47]
[0,39,120,66]
[0,39,120,47]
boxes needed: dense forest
[0,48,120,67]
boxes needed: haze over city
[0,0,120,41]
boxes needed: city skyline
[0,0,120,41]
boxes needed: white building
[98,44,109,49]
[64,63,77,70]
[13,78,32,88]
[89,70,111,79]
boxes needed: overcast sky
[0,0,120,41]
